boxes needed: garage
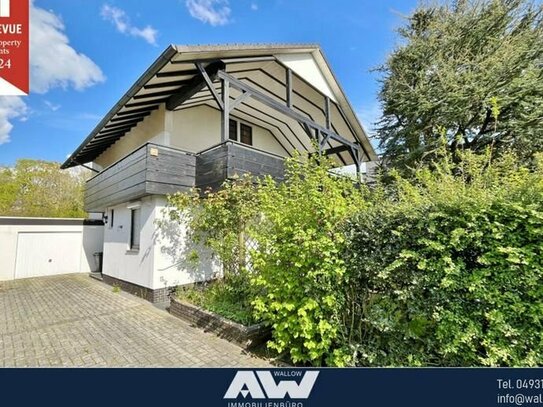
[0,217,104,281]
[15,231,83,279]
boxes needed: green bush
[162,175,261,326]
[164,152,366,366]
[251,154,366,366]
[344,151,543,366]
[177,274,257,326]
[165,174,259,277]
[164,143,543,367]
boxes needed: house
[61,44,378,303]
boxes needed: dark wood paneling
[195,142,284,190]
[85,145,149,212]
[145,144,196,193]
[86,156,147,199]
[145,182,193,196]
[85,183,147,213]
[86,146,146,190]
[84,142,286,211]
[84,144,197,212]
[195,144,229,190]
[227,143,285,181]
[86,169,147,207]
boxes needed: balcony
[84,141,285,212]
[195,142,285,190]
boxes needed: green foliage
[0,159,88,217]
[376,0,543,169]
[344,150,543,366]
[0,167,17,214]
[164,153,366,366]
[165,174,259,276]
[177,274,257,326]
[250,154,366,366]
[164,145,542,367]
[163,174,259,320]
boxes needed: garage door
[15,232,82,279]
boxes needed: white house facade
[62,44,377,302]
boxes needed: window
[229,119,238,141]
[109,209,114,228]
[228,119,252,145]
[240,123,253,145]
[130,208,141,250]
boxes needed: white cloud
[0,2,105,146]
[186,0,231,26]
[30,2,105,93]
[44,100,61,111]
[250,3,258,11]
[0,97,28,144]
[101,4,158,45]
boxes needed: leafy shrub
[177,274,257,326]
[344,151,543,366]
[251,154,366,366]
[165,174,259,277]
[163,175,260,324]
[164,152,365,366]
[0,159,88,217]
[164,142,542,367]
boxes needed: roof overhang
[61,44,377,169]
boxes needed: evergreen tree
[376,0,543,169]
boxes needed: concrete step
[89,272,103,282]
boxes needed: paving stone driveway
[0,274,270,367]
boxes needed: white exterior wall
[0,220,104,281]
[170,105,287,156]
[169,105,221,153]
[275,53,337,103]
[102,195,220,290]
[153,196,221,289]
[101,196,156,289]
[94,106,167,169]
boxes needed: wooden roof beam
[166,61,224,111]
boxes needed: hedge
[343,152,543,366]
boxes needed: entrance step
[89,272,103,282]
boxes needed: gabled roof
[61,44,377,169]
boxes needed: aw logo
[0,0,9,18]
[224,370,319,401]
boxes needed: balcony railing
[84,141,285,212]
[195,141,285,190]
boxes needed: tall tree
[0,159,88,218]
[0,167,17,214]
[376,0,543,169]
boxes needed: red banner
[0,0,29,95]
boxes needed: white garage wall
[0,218,104,281]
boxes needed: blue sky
[0,0,419,166]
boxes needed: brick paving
[0,274,270,367]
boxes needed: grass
[176,278,258,326]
